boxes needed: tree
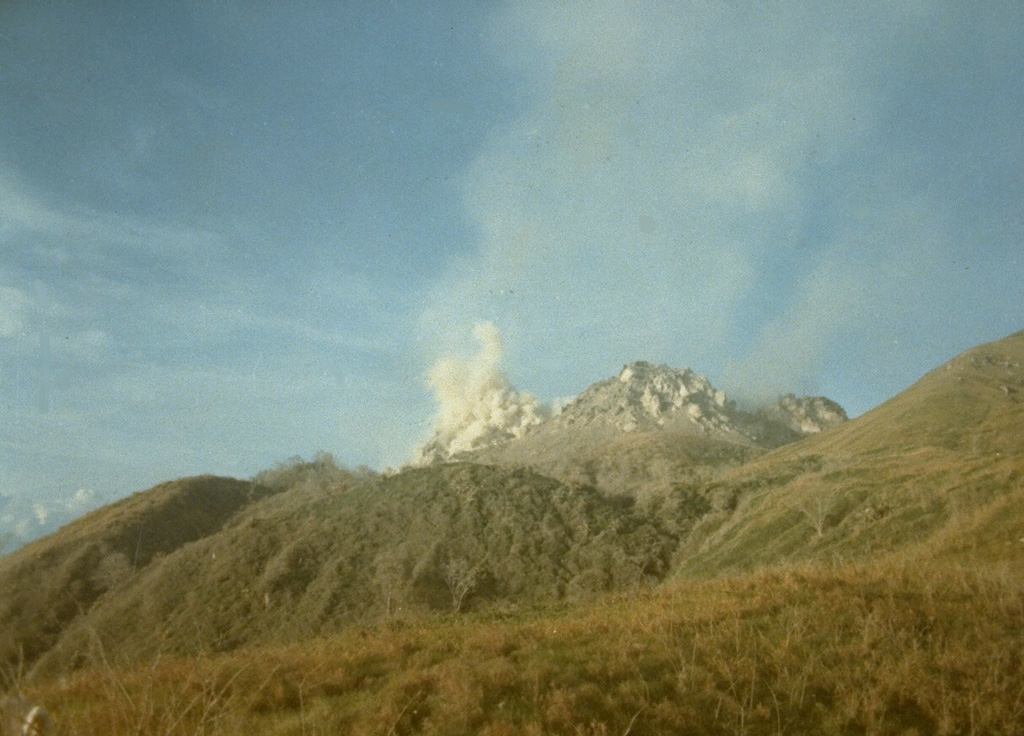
[798,496,830,538]
[442,557,480,613]
[373,549,408,618]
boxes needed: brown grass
[8,331,1023,734]
[23,556,1024,736]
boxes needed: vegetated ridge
[672,328,1024,575]
[0,476,278,670]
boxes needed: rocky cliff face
[547,361,846,447]
[415,360,848,463]
[551,361,733,434]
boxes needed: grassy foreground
[22,556,1024,736]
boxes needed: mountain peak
[413,350,849,465]
[548,361,846,445]
[759,394,848,435]
[554,361,731,435]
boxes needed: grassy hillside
[19,557,1024,736]
[0,476,278,681]
[669,330,1024,575]
[2,330,1023,733]
[22,463,675,676]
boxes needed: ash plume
[413,322,550,464]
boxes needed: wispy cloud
[0,171,78,237]
[0,165,219,271]
[418,1,1023,412]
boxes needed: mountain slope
[467,426,762,504]
[0,487,114,552]
[781,329,1024,458]
[3,330,1022,682]
[0,475,278,673]
[28,560,1024,736]
[672,329,1024,574]
[20,464,675,676]
[459,361,846,500]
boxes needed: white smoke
[413,322,550,463]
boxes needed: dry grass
[8,331,1023,734]
[24,556,1024,736]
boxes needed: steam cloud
[415,1,1024,418]
[413,322,550,464]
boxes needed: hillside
[467,426,762,505]
[15,464,675,677]
[1,329,1022,733]
[672,329,1024,574]
[20,559,1024,736]
[0,487,114,552]
[0,475,278,675]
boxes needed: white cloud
[419,1,1017,412]
[64,488,100,515]
[31,502,48,525]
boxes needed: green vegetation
[11,463,678,675]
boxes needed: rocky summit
[757,393,849,435]
[554,361,731,433]
[424,360,849,465]
[547,361,846,447]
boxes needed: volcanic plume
[412,322,550,464]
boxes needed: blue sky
[1,2,1023,526]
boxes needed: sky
[1,1,1023,537]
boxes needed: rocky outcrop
[544,361,846,448]
[415,359,849,464]
[551,361,734,434]
[759,394,848,435]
